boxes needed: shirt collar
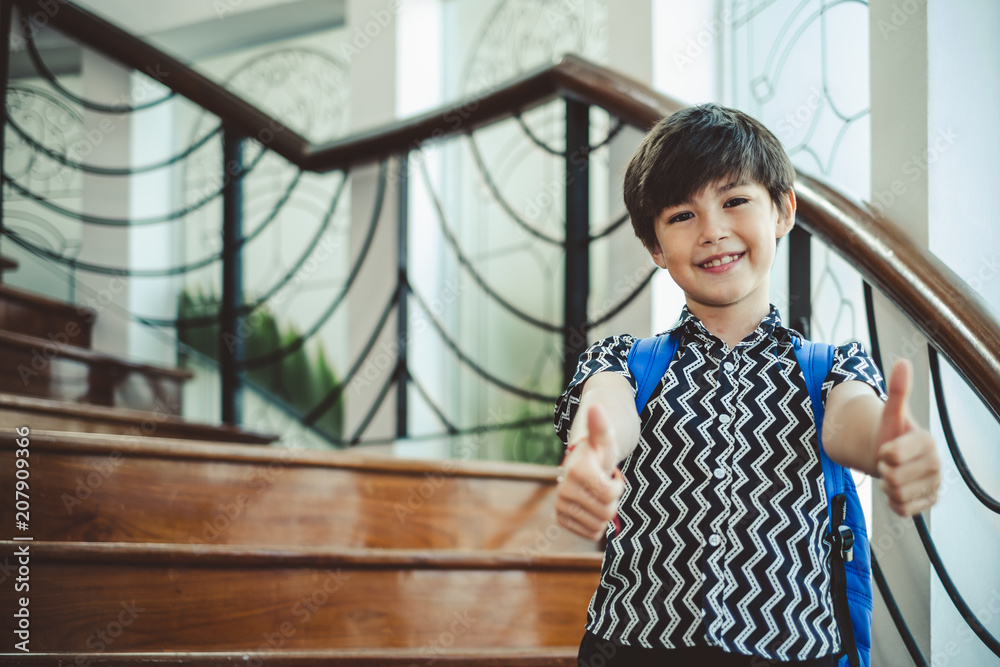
[667,305,793,353]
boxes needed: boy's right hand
[555,404,626,541]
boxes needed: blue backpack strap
[792,338,844,511]
[793,337,871,667]
[627,331,680,412]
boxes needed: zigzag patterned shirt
[554,306,885,662]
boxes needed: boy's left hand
[873,358,942,517]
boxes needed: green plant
[502,402,562,465]
[177,288,343,443]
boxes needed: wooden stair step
[0,393,276,444]
[0,429,595,552]
[0,329,190,413]
[0,648,578,666]
[0,283,94,348]
[0,541,600,653]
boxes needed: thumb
[881,358,914,442]
[586,404,617,471]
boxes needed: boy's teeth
[703,254,740,268]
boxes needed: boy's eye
[667,211,693,224]
[724,197,749,208]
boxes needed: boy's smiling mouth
[697,252,745,269]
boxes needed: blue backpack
[626,332,872,667]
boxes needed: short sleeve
[820,341,887,405]
[553,334,638,446]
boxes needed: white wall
[924,2,1000,665]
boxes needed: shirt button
[709,534,722,547]
[723,361,735,372]
[719,414,731,425]
[713,468,725,479]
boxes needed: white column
[345,0,401,443]
[77,51,179,371]
[78,50,133,357]
[653,0,721,104]
[397,0,445,450]
[868,1,931,662]
[128,72,178,367]
[648,0,722,332]
[601,0,656,339]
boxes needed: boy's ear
[775,188,797,239]
[647,239,667,269]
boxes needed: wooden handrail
[16,0,685,171]
[17,0,1000,421]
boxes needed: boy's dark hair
[623,103,796,250]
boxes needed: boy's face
[648,179,795,320]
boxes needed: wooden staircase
[0,284,190,414]
[0,283,596,665]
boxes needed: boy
[553,104,941,666]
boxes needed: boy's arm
[566,372,641,467]
[554,372,638,540]
[822,358,941,517]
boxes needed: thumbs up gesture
[874,359,942,517]
[555,404,626,540]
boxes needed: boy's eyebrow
[715,180,751,195]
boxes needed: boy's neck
[685,300,773,349]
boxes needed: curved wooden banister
[17,0,685,171]
[793,175,1000,425]
[18,0,1000,421]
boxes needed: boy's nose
[698,214,730,244]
